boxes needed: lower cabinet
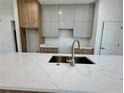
[0,89,51,93]
[40,47,58,53]
[74,48,94,54]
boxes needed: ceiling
[39,0,96,4]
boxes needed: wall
[89,0,99,48]
[13,0,22,52]
[94,0,123,54]
[0,0,15,53]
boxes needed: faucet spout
[71,39,80,66]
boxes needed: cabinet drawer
[74,48,94,54]
[40,48,58,53]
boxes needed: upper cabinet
[17,0,43,52]
[18,0,39,28]
[42,5,59,37]
[43,5,58,22]
[73,22,92,38]
[74,4,94,22]
[59,5,74,29]
[73,4,94,38]
[42,4,95,38]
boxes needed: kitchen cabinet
[40,47,58,53]
[59,5,74,29]
[42,5,59,37]
[74,4,94,22]
[18,0,39,28]
[73,4,94,38]
[74,48,94,54]
[73,22,92,38]
[43,22,59,37]
[17,0,44,52]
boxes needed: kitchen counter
[40,44,94,49]
[40,44,59,48]
[0,53,123,93]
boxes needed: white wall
[94,0,123,54]
[13,0,22,52]
[89,0,99,47]
[0,7,15,53]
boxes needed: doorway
[11,21,18,52]
[100,21,123,55]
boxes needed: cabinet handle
[100,47,105,50]
[121,26,123,30]
[117,43,119,47]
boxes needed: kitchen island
[0,53,123,93]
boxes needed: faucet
[67,39,80,66]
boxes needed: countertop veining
[0,53,123,93]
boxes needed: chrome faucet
[67,39,80,66]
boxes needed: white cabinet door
[74,4,94,22]
[43,22,59,37]
[43,5,59,22]
[42,5,59,37]
[73,4,94,38]
[59,5,74,29]
[73,22,92,38]
[100,22,123,55]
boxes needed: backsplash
[45,29,90,53]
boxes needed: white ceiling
[39,0,96,5]
[0,0,96,9]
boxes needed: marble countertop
[40,44,94,49]
[74,46,94,49]
[40,44,59,48]
[0,53,123,93]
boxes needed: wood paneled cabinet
[18,0,39,28]
[40,47,58,53]
[74,48,94,54]
[17,0,44,52]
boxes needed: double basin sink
[49,56,95,64]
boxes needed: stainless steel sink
[49,56,95,64]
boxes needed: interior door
[0,20,15,53]
[100,22,122,55]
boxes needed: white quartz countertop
[40,44,94,49]
[40,44,59,48]
[0,53,122,93]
